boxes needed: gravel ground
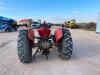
[0,29,100,75]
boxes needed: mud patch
[0,40,13,48]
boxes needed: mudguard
[54,28,63,43]
[28,28,34,43]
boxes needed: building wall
[17,19,32,27]
[96,13,100,34]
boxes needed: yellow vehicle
[67,20,76,29]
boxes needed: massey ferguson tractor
[17,22,73,63]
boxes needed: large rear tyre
[58,29,73,60]
[17,30,32,63]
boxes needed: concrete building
[96,13,100,34]
[17,19,32,27]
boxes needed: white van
[32,22,40,29]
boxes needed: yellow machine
[64,20,76,29]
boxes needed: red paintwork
[28,28,34,43]
[38,27,51,37]
[54,28,63,43]
[19,19,32,22]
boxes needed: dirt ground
[0,28,100,75]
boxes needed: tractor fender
[28,28,34,44]
[54,28,63,43]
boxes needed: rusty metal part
[28,28,34,44]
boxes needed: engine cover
[38,27,51,37]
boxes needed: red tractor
[17,23,73,63]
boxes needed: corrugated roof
[19,19,31,23]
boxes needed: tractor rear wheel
[17,30,32,63]
[58,29,73,60]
